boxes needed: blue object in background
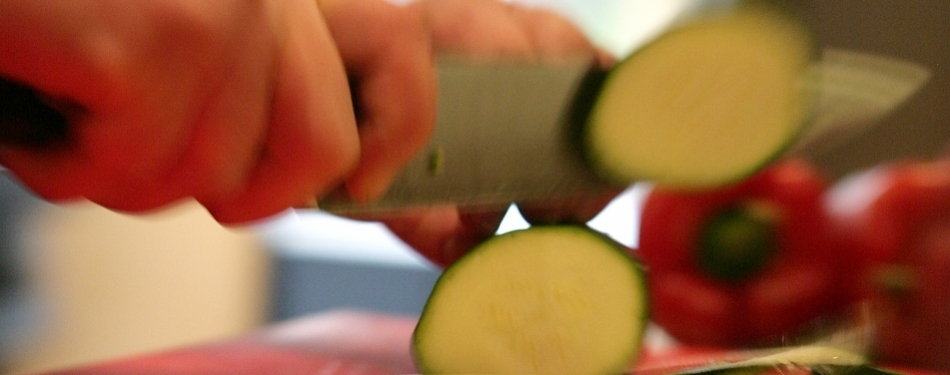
[0,174,46,370]
[257,212,442,320]
[269,256,440,320]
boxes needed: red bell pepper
[826,158,950,371]
[638,159,844,347]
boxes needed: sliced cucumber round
[412,226,647,375]
[675,345,874,375]
[582,0,816,188]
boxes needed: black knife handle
[0,77,70,149]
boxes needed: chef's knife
[320,58,618,214]
[0,78,71,149]
[0,57,618,214]
[318,50,932,214]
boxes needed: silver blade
[790,48,933,158]
[319,59,621,214]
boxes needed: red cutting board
[39,310,945,375]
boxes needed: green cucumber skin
[811,365,907,375]
[679,364,906,375]
[566,67,610,169]
[575,0,820,189]
[677,366,769,375]
[411,225,649,375]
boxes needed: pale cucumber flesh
[585,1,815,188]
[412,226,647,375]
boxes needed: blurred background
[0,0,947,374]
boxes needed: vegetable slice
[672,344,905,375]
[412,226,648,375]
[581,0,816,187]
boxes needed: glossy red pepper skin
[638,160,843,347]
[826,159,950,371]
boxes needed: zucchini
[412,226,648,375]
[675,345,903,375]
[580,0,816,188]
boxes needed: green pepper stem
[697,200,781,283]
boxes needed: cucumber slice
[412,226,647,375]
[675,345,889,375]
[582,0,816,188]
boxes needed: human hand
[375,0,619,267]
[0,0,436,224]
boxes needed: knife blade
[318,58,623,214]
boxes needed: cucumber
[580,0,816,188]
[412,226,648,375]
[675,345,901,375]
